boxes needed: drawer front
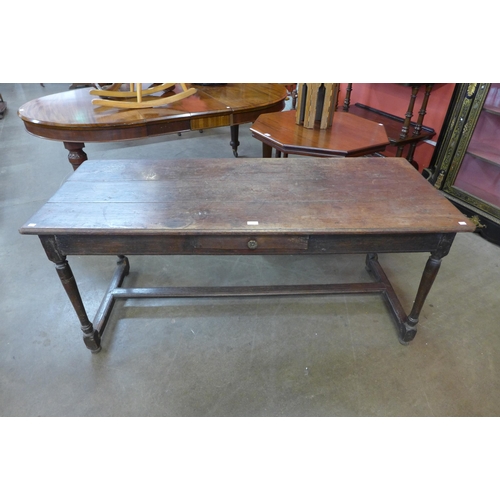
[54,234,310,255]
[191,235,309,252]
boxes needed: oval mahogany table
[18,83,288,169]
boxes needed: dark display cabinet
[429,83,500,244]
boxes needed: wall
[338,83,456,172]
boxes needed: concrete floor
[1,83,500,417]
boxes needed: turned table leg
[230,125,240,157]
[406,84,434,169]
[63,142,88,170]
[399,233,456,344]
[399,254,442,343]
[396,85,420,158]
[365,233,456,345]
[40,236,100,352]
[54,259,101,352]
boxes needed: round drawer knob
[247,239,258,250]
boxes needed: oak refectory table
[19,157,475,352]
[17,83,288,168]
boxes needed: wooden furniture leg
[262,142,273,158]
[365,233,455,345]
[343,83,353,111]
[64,142,88,170]
[230,125,240,157]
[92,255,130,338]
[396,85,420,157]
[401,254,442,341]
[40,236,132,352]
[406,84,434,168]
[0,93,6,118]
[52,247,452,352]
[401,234,454,342]
[40,236,100,352]
[55,259,102,352]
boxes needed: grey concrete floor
[1,83,500,417]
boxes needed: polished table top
[18,84,288,166]
[250,109,390,157]
[18,84,288,143]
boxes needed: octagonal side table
[250,110,389,158]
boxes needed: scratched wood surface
[20,157,476,236]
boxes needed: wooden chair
[90,83,196,109]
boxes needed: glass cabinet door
[443,83,500,222]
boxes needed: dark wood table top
[250,109,390,157]
[20,157,475,237]
[17,84,288,143]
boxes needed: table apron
[23,120,194,143]
[231,102,286,125]
[46,233,452,256]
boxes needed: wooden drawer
[53,234,310,255]
[191,235,309,251]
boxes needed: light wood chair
[90,83,196,109]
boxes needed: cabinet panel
[430,83,500,244]
[467,111,500,162]
[453,155,500,213]
[483,83,500,113]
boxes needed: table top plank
[20,157,476,236]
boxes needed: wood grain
[18,84,288,142]
[250,110,389,157]
[20,157,475,236]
